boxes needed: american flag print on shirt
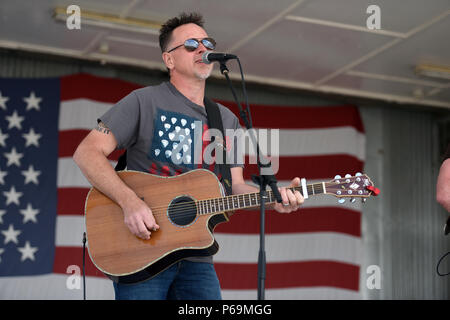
[0,74,365,299]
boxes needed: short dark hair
[159,12,205,52]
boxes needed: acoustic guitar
[84,169,379,284]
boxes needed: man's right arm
[73,122,159,239]
[437,158,450,213]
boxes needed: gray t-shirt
[99,81,243,263]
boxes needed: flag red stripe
[57,188,89,215]
[60,74,142,103]
[215,207,361,236]
[218,100,364,132]
[243,155,364,180]
[60,74,363,132]
[53,247,358,291]
[53,247,107,279]
[215,261,359,290]
[59,129,123,160]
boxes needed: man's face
[164,23,214,80]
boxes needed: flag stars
[17,241,38,261]
[1,224,21,245]
[21,165,41,185]
[0,91,8,110]
[5,110,25,130]
[0,248,4,263]
[20,203,39,224]
[22,128,42,147]
[4,147,24,167]
[23,91,42,111]
[3,186,23,206]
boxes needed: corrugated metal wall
[1,48,449,299]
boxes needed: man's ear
[162,52,174,71]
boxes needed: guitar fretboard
[196,183,327,215]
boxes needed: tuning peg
[345,174,352,178]
[350,198,356,203]
[361,198,367,203]
[334,175,342,179]
[355,172,362,176]
[338,198,345,204]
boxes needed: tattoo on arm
[96,121,111,134]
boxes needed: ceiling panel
[0,1,101,50]
[0,0,448,109]
[352,16,450,81]
[233,19,392,83]
[290,0,450,33]
[134,0,300,52]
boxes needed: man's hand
[272,177,304,213]
[122,196,160,240]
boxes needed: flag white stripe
[221,287,361,300]
[0,274,114,300]
[57,158,116,188]
[0,274,361,300]
[55,216,361,265]
[59,99,113,130]
[244,127,365,160]
[60,99,365,160]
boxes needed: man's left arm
[230,167,304,213]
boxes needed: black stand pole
[218,60,282,300]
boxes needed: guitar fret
[198,182,330,216]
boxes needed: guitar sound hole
[167,196,198,227]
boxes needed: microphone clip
[219,61,229,75]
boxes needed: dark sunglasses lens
[184,39,199,51]
[201,38,215,50]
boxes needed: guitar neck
[196,182,327,215]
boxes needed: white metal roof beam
[285,15,407,38]
[226,0,305,53]
[345,70,449,89]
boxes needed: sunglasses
[166,37,216,53]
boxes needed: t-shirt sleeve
[98,91,140,150]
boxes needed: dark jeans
[113,260,222,300]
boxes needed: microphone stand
[218,60,282,300]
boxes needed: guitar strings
[137,183,343,216]
[124,183,345,220]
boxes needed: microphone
[202,52,237,64]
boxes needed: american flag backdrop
[0,73,365,299]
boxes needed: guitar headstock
[326,173,379,204]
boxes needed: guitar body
[85,169,229,284]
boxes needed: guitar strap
[114,98,233,196]
[204,97,233,196]
[115,150,127,171]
